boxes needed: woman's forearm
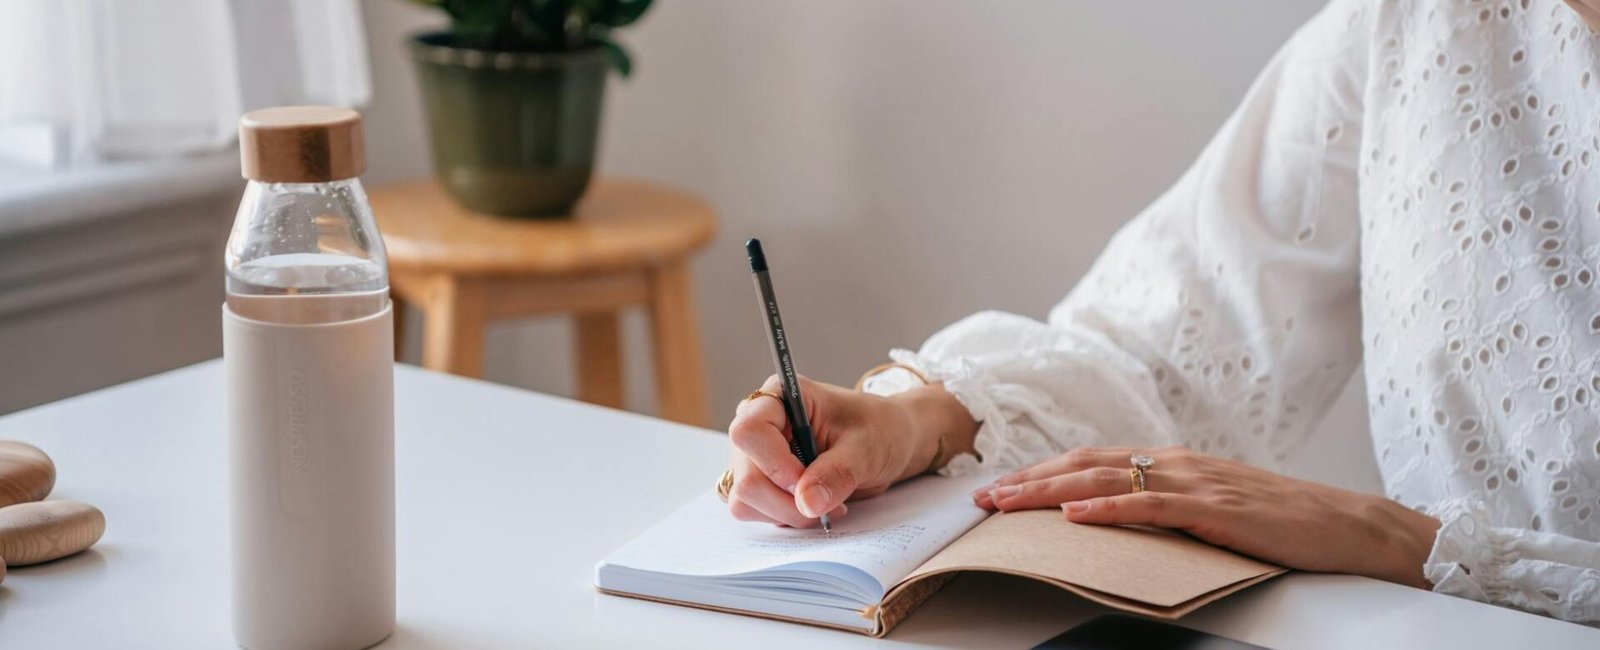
[1360,496,1440,589]
[889,383,979,482]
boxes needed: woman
[725,0,1600,626]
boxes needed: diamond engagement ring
[1130,454,1155,493]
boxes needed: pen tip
[821,515,832,534]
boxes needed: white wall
[359,0,1382,492]
[0,155,239,414]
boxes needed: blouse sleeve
[1424,498,1600,625]
[865,0,1376,476]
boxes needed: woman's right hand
[724,374,972,528]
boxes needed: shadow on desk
[5,547,111,580]
[890,574,1109,647]
[902,572,1438,649]
[0,548,110,624]
[591,571,1436,649]
[382,624,481,648]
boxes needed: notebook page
[601,475,994,591]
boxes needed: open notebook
[595,476,1286,637]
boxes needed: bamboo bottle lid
[238,106,365,183]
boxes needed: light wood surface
[576,312,625,409]
[238,106,365,183]
[392,291,411,359]
[371,178,715,425]
[415,274,488,378]
[0,500,105,566]
[370,178,716,276]
[648,262,710,425]
[0,440,54,509]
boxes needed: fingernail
[991,485,1021,500]
[970,482,997,498]
[783,482,798,494]
[1064,501,1088,514]
[799,484,832,518]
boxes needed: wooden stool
[369,178,716,426]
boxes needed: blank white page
[599,475,994,592]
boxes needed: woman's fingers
[973,447,1146,507]
[1063,492,1209,530]
[794,448,861,518]
[728,389,807,493]
[727,497,783,526]
[728,375,853,527]
[989,467,1136,511]
[729,461,841,528]
[727,374,882,527]
[995,447,1141,487]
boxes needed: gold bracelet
[855,362,945,474]
[854,362,931,391]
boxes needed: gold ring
[743,389,783,405]
[716,468,735,503]
[1130,454,1154,493]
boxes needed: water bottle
[223,106,395,650]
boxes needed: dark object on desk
[1034,615,1269,650]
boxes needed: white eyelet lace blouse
[863,0,1600,626]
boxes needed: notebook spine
[872,572,959,637]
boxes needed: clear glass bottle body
[225,178,388,324]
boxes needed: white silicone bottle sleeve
[223,304,395,650]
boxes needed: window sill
[0,152,240,238]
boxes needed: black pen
[745,238,831,532]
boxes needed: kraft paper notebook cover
[594,476,1286,637]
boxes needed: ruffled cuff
[853,349,1010,477]
[1424,497,1509,604]
[884,348,1095,478]
[887,349,994,477]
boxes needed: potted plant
[407,0,653,217]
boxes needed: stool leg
[575,311,625,409]
[391,291,410,361]
[647,262,709,426]
[421,276,488,378]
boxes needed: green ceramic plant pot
[410,33,606,218]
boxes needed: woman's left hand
[973,446,1441,588]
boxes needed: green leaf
[599,37,632,78]
[449,0,516,46]
[405,0,464,22]
[522,0,567,44]
[565,3,594,49]
[592,0,652,28]
[404,0,649,53]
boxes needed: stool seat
[369,177,716,426]
[372,178,716,276]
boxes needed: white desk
[0,360,1593,648]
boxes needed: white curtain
[0,0,370,169]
